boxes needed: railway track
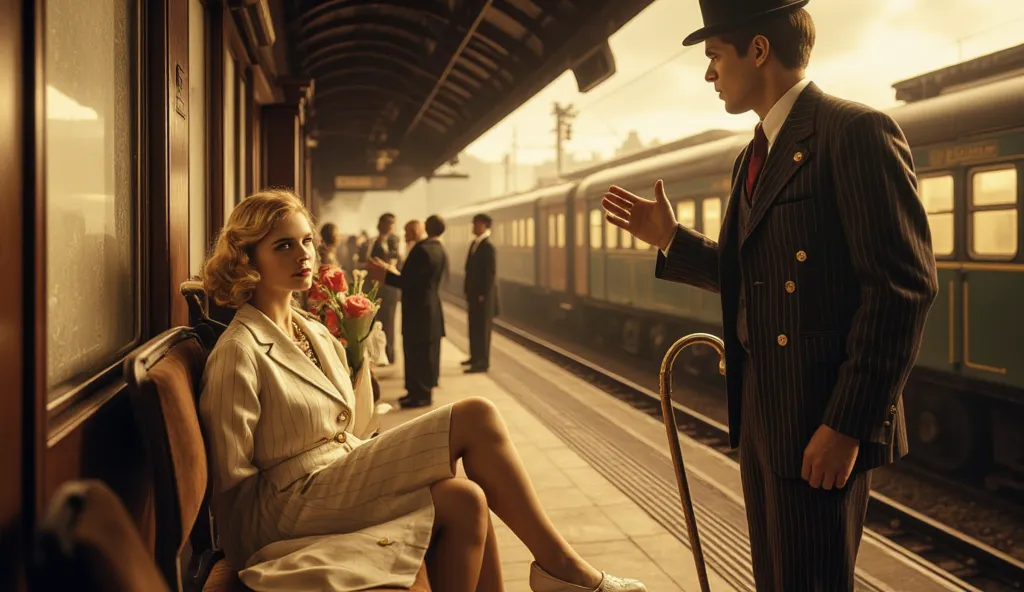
[470,306,1024,592]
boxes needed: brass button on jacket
[777,334,789,346]
[337,411,349,423]
[334,432,347,444]
[795,250,807,262]
[785,281,796,293]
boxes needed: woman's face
[251,211,316,297]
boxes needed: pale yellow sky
[464,0,1024,165]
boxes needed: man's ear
[752,35,770,67]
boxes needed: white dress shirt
[659,78,813,255]
[469,229,491,256]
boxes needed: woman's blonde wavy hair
[202,188,318,308]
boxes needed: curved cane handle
[659,333,725,592]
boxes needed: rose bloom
[324,308,342,336]
[318,265,348,294]
[342,294,374,319]
[307,283,330,308]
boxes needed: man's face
[404,222,423,244]
[472,220,487,236]
[379,219,395,237]
[704,36,760,115]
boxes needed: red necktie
[746,124,768,197]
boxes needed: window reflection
[970,167,1018,257]
[919,175,954,256]
[45,0,137,394]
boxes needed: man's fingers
[607,185,641,203]
[801,458,811,482]
[603,191,634,211]
[821,470,836,491]
[602,198,631,221]
[605,213,629,230]
[808,464,824,489]
[835,472,848,489]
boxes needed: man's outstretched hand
[602,179,678,251]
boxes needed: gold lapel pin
[793,151,804,163]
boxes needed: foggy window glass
[703,197,722,240]
[606,219,619,249]
[526,218,535,247]
[548,214,555,247]
[919,175,954,256]
[635,236,648,250]
[589,210,602,248]
[970,168,1018,257]
[512,220,519,247]
[556,213,565,248]
[45,0,138,396]
[677,200,696,228]
[620,227,633,249]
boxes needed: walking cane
[660,333,726,592]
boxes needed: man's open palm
[602,179,677,251]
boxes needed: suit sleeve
[822,110,938,443]
[198,339,261,495]
[385,244,431,290]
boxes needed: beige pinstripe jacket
[198,304,442,591]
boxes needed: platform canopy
[282,0,656,192]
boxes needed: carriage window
[576,211,584,246]
[970,167,1017,257]
[512,220,520,247]
[589,209,602,248]
[635,236,649,250]
[605,219,619,249]
[526,217,534,247]
[223,48,236,217]
[677,200,696,228]
[919,175,954,256]
[702,197,723,240]
[556,213,565,248]
[548,214,556,247]
[45,0,138,396]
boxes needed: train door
[917,172,960,374]
[548,206,567,291]
[960,163,1020,386]
[574,198,588,296]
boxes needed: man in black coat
[368,212,400,364]
[462,213,499,373]
[368,217,448,408]
[602,1,938,590]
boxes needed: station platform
[373,304,973,592]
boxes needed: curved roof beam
[297,0,449,29]
[297,22,431,52]
[301,38,425,70]
[306,52,436,82]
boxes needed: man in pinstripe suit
[603,0,939,589]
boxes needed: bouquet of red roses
[306,265,381,371]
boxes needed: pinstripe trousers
[739,357,872,592]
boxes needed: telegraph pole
[553,102,577,177]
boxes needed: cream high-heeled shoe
[528,561,647,592]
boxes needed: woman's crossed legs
[427,396,604,592]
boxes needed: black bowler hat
[682,0,810,46]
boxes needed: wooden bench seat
[125,327,430,592]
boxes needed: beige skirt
[235,404,455,592]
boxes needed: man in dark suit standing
[603,1,938,589]
[369,212,400,364]
[462,213,498,373]
[368,217,448,409]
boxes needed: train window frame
[526,217,534,248]
[589,209,602,249]
[918,173,956,258]
[556,213,565,248]
[701,196,723,240]
[967,163,1018,260]
[44,0,144,423]
[548,213,556,247]
[676,200,696,229]
[576,211,584,247]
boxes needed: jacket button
[883,420,891,427]
[777,334,788,346]
[795,250,807,262]
[338,411,349,423]
[784,281,795,293]
[377,537,392,546]
[334,432,347,444]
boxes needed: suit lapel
[720,143,752,251]
[741,83,821,247]
[235,304,348,405]
[293,313,354,408]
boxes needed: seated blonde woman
[199,189,646,592]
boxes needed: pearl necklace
[292,320,322,370]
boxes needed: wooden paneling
[0,0,29,589]
[208,2,226,234]
[262,104,300,190]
